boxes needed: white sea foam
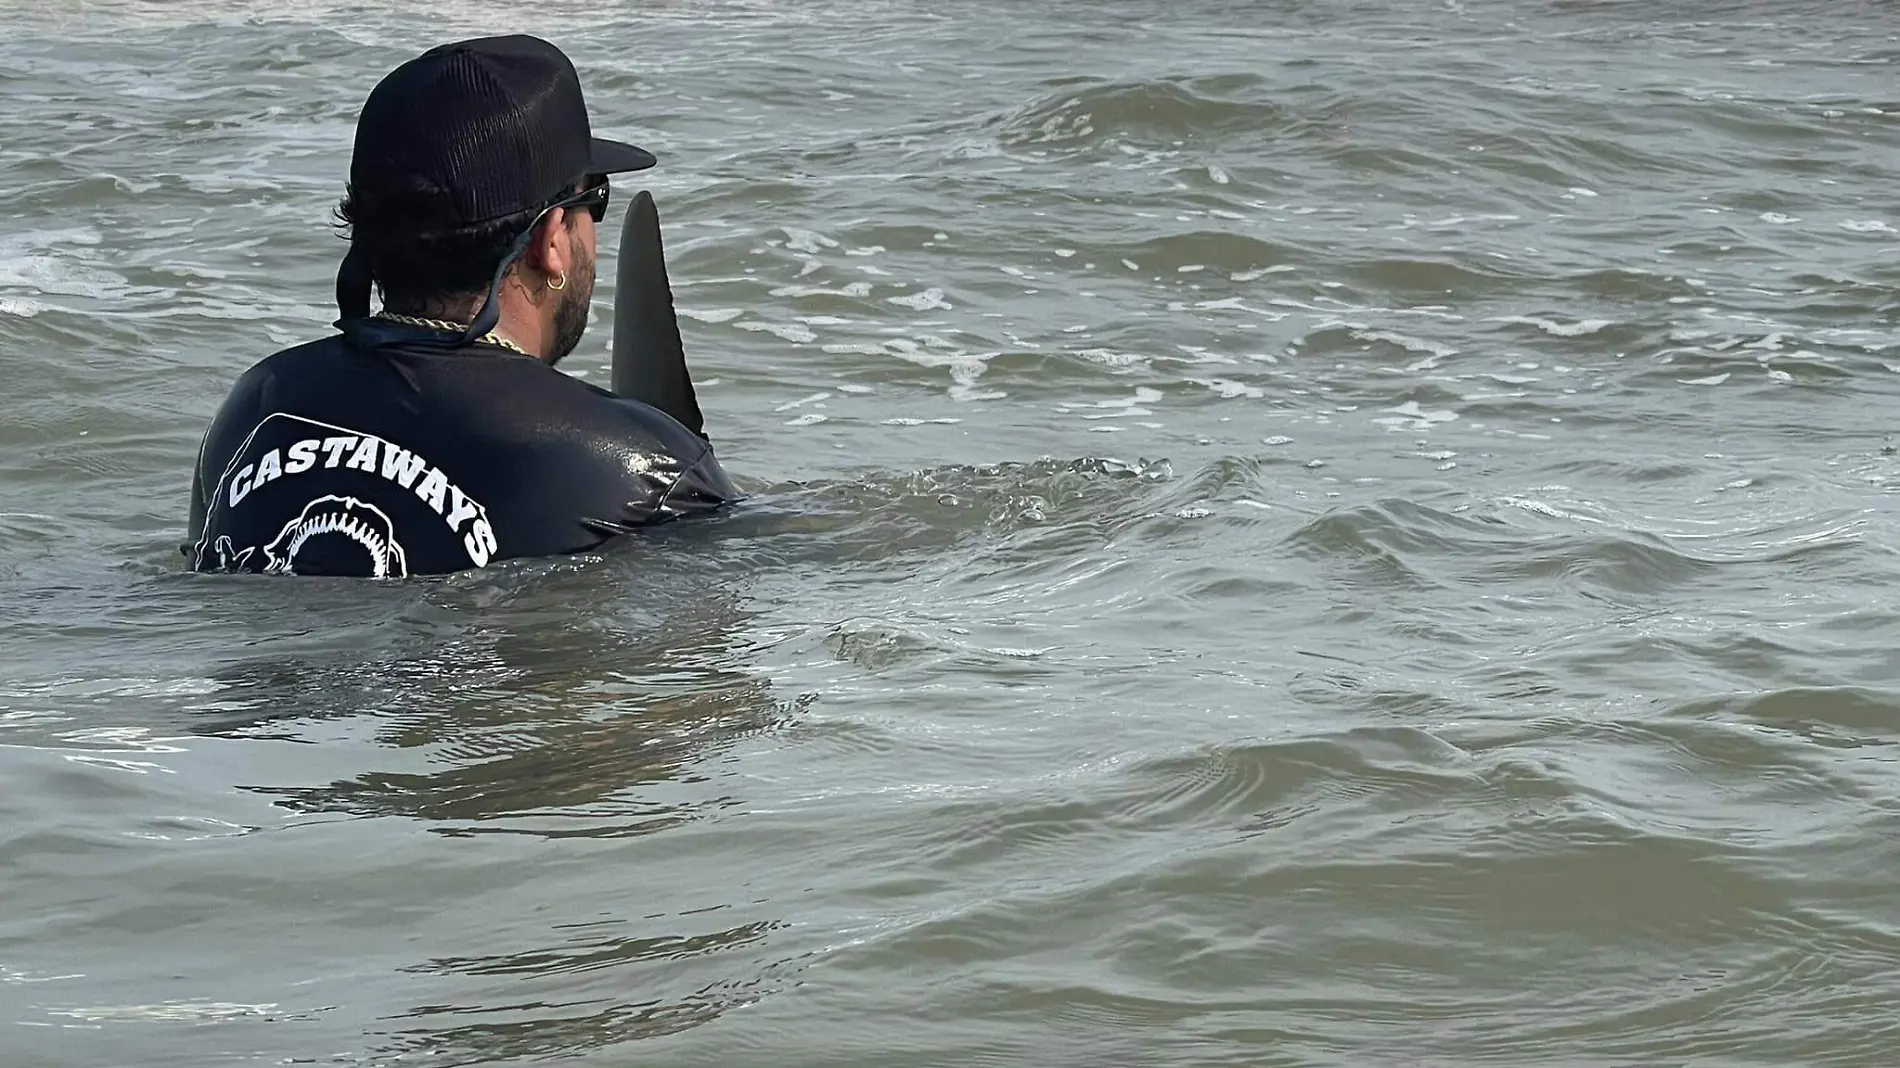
[1487,315,1613,336]
[1073,348,1146,368]
[1372,401,1459,431]
[680,307,744,324]
[782,227,841,253]
[774,392,831,412]
[1232,266,1296,282]
[738,321,818,343]
[1189,377,1264,399]
[887,287,952,311]
[770,282,876,299]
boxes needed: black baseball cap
[348,34,656,226]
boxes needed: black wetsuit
[183,316,739,577]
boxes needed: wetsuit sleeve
[560,393,741,542]
[608,394,741,520]
[660,441,742,519]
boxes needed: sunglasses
[555,177,611,223]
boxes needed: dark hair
[332,178,581,315]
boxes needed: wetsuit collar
[335,313,521,355]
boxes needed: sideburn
[545,242,593,367]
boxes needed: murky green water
[3,2,1899,1065]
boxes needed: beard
[545,242,594,367]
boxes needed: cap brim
[589,136,658,174]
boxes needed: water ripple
[5,4,1900,1067]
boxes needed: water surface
[3,2,1899,1065]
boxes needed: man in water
[183,34,738,579]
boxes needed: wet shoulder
[442,353,716,466]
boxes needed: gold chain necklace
[370,311,529,356]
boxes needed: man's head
[334,35,655,364]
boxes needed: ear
[524,208,573,287]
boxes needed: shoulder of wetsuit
[213,334,363,415]
[589,390,743,508]
[199,335,345,451]
[183,333,348,560]
[253,331,357,372]
[592,389,714,450]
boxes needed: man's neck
[382,286,548,362]
[382,297,539,360]
[386,295,481,324]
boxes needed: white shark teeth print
[261,495,411,578]
[284,511,393,572]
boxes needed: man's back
[184,323,738,578]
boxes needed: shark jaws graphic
[261,495,409,578]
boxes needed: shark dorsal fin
[611,189,707,440]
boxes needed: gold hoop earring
[548,272,567,292]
